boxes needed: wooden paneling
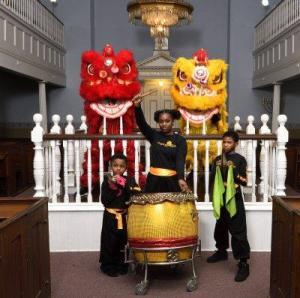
[270,197,300,298]
[0,198,50,298]
[0,140,34,196]
[286,146,300,191]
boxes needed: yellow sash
[149,167,177,177]
[106,208,126,230]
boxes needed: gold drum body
[127,192,198,263]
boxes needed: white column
[38,81,48,132]
[272,83,282,132]
[31,114,45,197]
[276,115,289,196]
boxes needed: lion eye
[177,70,187,81]
[213,72,222,84]
[122,63,131,74]
[87,64,95,76]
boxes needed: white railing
[31,113,289,206]
[255,0,300,50]
[0,0,64,47]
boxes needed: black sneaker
[100,267,119,277]
[206,250,228,263]
[235,262,249,282]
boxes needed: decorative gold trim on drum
[129,192,196,205]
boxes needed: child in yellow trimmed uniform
[99,153,140,277]
[207,131,250,282]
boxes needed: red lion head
[80,44,141,119]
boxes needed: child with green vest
[206,130,250,282]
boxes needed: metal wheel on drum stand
[186,243,199,292]
[135,251,149,295]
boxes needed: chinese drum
[127,192,198,263]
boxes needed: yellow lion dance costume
[171,49,228,168]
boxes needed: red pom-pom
[193,48,208,65]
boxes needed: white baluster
[271,142,276,195]
[263,140,270,202]
[103,117,107,135]
[79,115,88,133]
[134,140,139,183]
[44,142,50,198]
[145,141,150,173]
[246,116,255,187]
[50,114,61,135]
[51,140,57,203]
[120,116,123,135]
[75,140,81,203]
[50,114,61,196]
[217,140,222,156]
[276,115,288,196]
[122,139,127,157]
[79,115,87,175]
[204,140,210,202]
[186,118,190,135]
[252,140,257,202]
[240,137,246,159]
[193,140,198,198]
[65,114,75,187]
[31,113,45,197]
[259,114,271,195]
[48,142,53,199]
[86,140,93,203]
[111,140,115,156]
[202,120,206,134]
[234,116,242,132]
[120,116,125,157]
[63,140,69,203]
[99,140,104,203]
[234,116,242,154]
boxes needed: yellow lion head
[171,50,228,129]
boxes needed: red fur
[79,45,145,188]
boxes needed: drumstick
[141,89,158,98]
[132,89,158,102]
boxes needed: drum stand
[125,241,201,295]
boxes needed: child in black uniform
[207,131,250,282]
[132,94,189,193]
[99,153,140,277]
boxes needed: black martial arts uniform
[211,152,250,260]
[99,176,139,275]
[135,106,187,193]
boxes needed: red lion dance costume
[80,44,141,187]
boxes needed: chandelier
[127,0,193,51]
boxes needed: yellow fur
[171,56,229,168]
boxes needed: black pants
[99,211,127,272]
[214,193,250,260]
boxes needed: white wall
[48,203,272,252]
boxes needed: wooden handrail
[43,133,277,141]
